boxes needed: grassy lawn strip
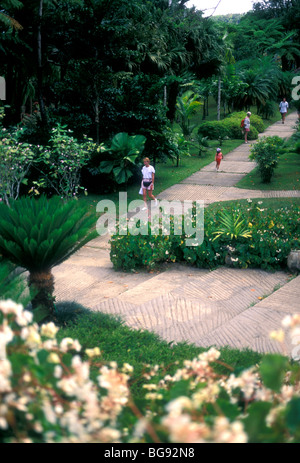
[55,304,262,400]
[236,151,300,191]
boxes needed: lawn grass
[55,304,263,400]
[236,151,300,191]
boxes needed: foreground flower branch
[1,299,300,443]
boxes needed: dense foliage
[110,200,300,271]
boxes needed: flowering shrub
[1,299,300,443]
[110,201,300,271]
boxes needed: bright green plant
[176,90,203,140]
[212,209,252,241]
[172,131,190,166]
[38,124,99,199]
[250,136,284,183]
[0,195,97,321]
[192,134,210,156]
[0,130,36,206]
[99,132,146,184]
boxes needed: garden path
[54,112,300,357]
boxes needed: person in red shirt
[215,148,223,172]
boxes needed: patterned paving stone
[201,161,256,174]
[54,112,300,356]
[181,172,246,187]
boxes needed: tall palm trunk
[28,270,55,320]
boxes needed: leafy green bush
[0,129,36,206]
[197,120,230,139]
[223,118,259,140]
[2,299,300,443]
[98,132,146,185]
[226,111,265,133]
[250,136,284,183]
[110,200,299,271]
[37,124,98,199]
[197,111,262,140]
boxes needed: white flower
[41,322,59,339]
[85,347,101,358]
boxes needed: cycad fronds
[0,195,97,321]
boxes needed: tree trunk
[202,98,206,120]
[37,0,48,126]
[166,81,179,122]
[217,77,221,121]
[163,85,167,107]
[29,270,55,322]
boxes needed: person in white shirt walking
[279,97,289,124]
[243,111,251,144]
[139,157,158,210]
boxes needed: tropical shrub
[1,299,300,443]
[197,121,230,140]
[197,117,259,141]
[223,118,259,140]
[212,209,252,241]
[0,196,97,322]
[226,111,265,134]
[250,136,284,183]
[0,129,36,206]
[98,132,146,185]
[37,124,98,199]
[176,90,203,140]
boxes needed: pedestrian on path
[279,97,289,124]
[243,111,251,144]
[139,157,158,210]
[215,147,223,172]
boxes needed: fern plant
[0,196,97,321]
[212,209,252,241]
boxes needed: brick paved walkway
[54,112,300,356]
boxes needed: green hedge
[197,111,264,140]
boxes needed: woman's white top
[279,101,289,113]
[244,116,250,129]
[142,165,155,179]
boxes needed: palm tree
[0,196,97,322]
[266,31,300,71]
[176,90,202,139]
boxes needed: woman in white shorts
[139,157,158,209]
[279,98,289,124]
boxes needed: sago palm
[0,195,97,321]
